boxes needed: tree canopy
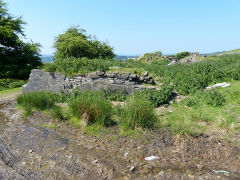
[53,26,115,60]
[0,0,42,79]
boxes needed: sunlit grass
[160,80,240,135]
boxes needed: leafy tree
[176,51,191,60]
[53,26,115,60]
[0,0,42,79]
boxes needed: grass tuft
[68,91,113,126]
[17,91,56,111]
[120,93,158,130]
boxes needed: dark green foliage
[54,26,114,60]
[0,0,42,79]
[0,79,27,90]
[138,84,173,107]
[17,91,56,111]
[102,88,127,102]
[176,51,191,60]
[68,91,113,126]
[120,94,157,130]
[183,90,226,107]
[44,57,114,76]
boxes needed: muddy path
[0,100,240,179]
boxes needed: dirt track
[0,98,240,179]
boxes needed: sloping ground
[0,87,22,101]
[0,100,240,180]
[218,49,240,56]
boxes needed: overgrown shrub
[0,79,27,91]
[138,55,240,95]
[201,90,226,106]
[44,57,114,76]
[183,90,226,107]
[120,94,158,130]
[176,51,191,60]
[17,91,56,110]
[138,84,173,107]
[68,91,113,126]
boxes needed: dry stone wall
[22,69,155,94]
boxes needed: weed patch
[68,91,113,126]
[120,94,158,130]
[17,91,56,111]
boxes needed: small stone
[142,72,148,77]
[188,174,194,179]
[93,160,98,164]
[129,166,135,172]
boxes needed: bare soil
[0,100,240,180]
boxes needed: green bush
[183,90,226,107]
[176,51,191,60]
[138,84,173,107]
[17,91,56,111]
[120,94,158,130]
[54,26,114,60]
[0,79,27,91]
[68,91,113,126]
[136,55,240,95]
[201,90,226,106]
[44,57,114,76]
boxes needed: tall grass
[68,91,113,126]
[120,94,158,130]
[17,91,56,110]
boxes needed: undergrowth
[68,91,113,126]
[120,94,158,130]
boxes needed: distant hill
[114,55,139,60]
[40,55,54,63]
[204,48,240,56]
[220,48,240,55]
[40,55,139,63]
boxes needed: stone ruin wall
[22,69,155,94]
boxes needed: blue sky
[6,0,240,55]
